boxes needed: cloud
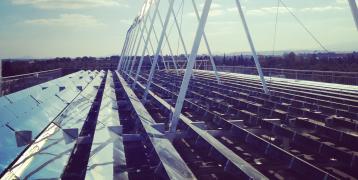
[246,6,293,16]
[119,19,131,25]
[209,3,225,17]
[189,5,288,17]
[198,2,221,9]
[301,6,345,12]
[212,9,225,16]
[234,4,345,16]
[11,0,127,9]
[336,0,347,5]
[188,2,224,17]
[25,14,105,27]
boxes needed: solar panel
[0,71,99,174]
[1,71,105,179]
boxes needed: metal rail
[204,66,358,86]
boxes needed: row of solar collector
[0,70,103,178]
[1,70,195,180]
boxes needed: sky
[0,0,357,58]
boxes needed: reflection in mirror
[15,130,32,147]
[0,71,98,174]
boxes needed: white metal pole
[161,55,169,72]
[143,0,175,100]
[118,32,127,71]
[144,25,168,72]
[123,23,138,73]
[192,0,221,84]
[142,25,160,71]
[170,4,196,78]
[120,27,133,71]
[117,29,131,71]
[163,57,168,71]
[132,0,161,88]
[169,0,212,133]
[122,25,138,72]
[170,2,190,59]
[146,20,168,71]
[151,50,161,71]
[145,30,161,70]
[156,12,179,75]
[122,28,134,72]
[124,1,150,73]
[348,0,358,30]
[129,1,152,77]
[128,25,145,76]
[125,21,142,73]
[121,27,135,71]
[235,0,269,94]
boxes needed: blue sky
[0,0,357,58]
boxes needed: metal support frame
[124,20,141,73]
[142,25,160,71]
[169,0,212,133]
[123,1,150,72]
[348,0,358,30]
[170,0,190,64]
[191,0,221,84]
[143,28,160,71]
[133,0,182,81]
[143,25,167,71]
[119,28,134,71]
[156,12,179,75]
[168,1,196,77]
[129,25,146,75]
[147,20,169,72]
[122,26,136,71]
[132,0,161,88]
[117,29,131,71]
[0,59,2,97]
[235,0,269,94]
[142,0,175,97]
[122,26,138,72]
[128,1,152,76]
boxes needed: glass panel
[4,71,83,104]
[0,106,25,172]
[16,124,77,179]
[14,76,102,179]
[0,98,9,107]
[0,71,92,174]
[85,73,126,179]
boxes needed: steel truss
[118,0,270,145]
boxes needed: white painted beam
[143,0,175,100]
[132,0,161,88]
[191,0,221,84]
[129,1,152,77]
[118,28,132,71]
[348,0,358,30]
[235,0,269,94]
[169,0,212,133]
